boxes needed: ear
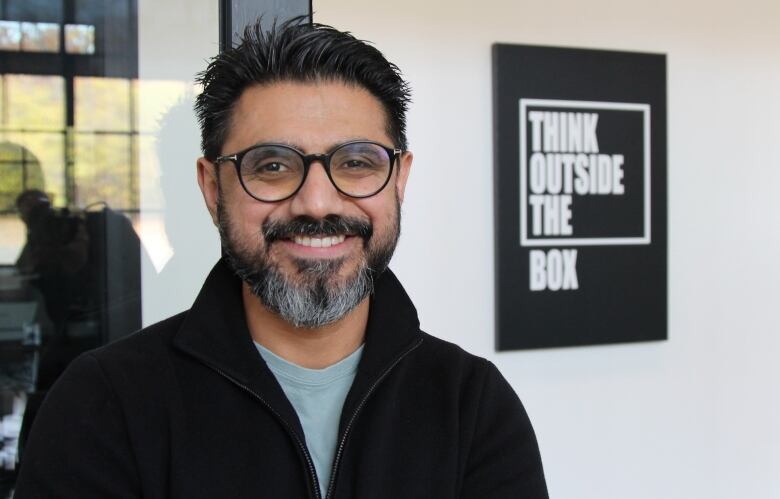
[197,157,219,225]
[394,151,413,205]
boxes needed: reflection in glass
[0,143,43,211]
[0,21,21,52]
[0,0,140,491]
[75,77,131,132]
[19,22,59,53]
[1,133,65,208]
[3,75,66,131]
[64,24,95,55]
[74,134,134,209]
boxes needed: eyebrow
[252,137,374,153]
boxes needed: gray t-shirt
[255,342,363,497]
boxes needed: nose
[288,161,345,219]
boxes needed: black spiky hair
[194,17,411,160]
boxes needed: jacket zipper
[324,337,424,499]
[199,335,423,499]
[208,365,323,499]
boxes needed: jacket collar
[172,259,422,432]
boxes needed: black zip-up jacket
[16,259,548,498]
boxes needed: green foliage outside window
[0,74,139,213]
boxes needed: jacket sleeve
[460,361,549,499]
[14,353,141,498]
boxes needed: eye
[336,153,384,171]
[257,161,289,173]
[344,159,370,169]
[241,146,302,179]
[244,159,294,177]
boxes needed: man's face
[197,81,412,327]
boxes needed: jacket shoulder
[413,333,548,498]
[415,331,494,375]
[75,310,191,409]
[89,310,188,365]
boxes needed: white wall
[136,1,780,497]
[313,2,778,498]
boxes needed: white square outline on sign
[519,98,651,247]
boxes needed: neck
[242,283,369,369]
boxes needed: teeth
[293,234,346,248]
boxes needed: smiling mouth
[291,234,347,248]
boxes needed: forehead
[223,80,391,154]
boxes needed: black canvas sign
[493,44,667,350]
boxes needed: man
[16,19,548,499]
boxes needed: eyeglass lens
[239,142,392,201]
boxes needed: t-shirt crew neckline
[254,342,364,386]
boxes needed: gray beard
[248,256,374,328]
[217,199,399,329]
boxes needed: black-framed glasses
[214,140,402,202]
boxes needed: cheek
[221,189,275,247]
[356,193,399,232]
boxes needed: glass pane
[75,77,131,132]
[73,133,134,209]
[0,0,144,489]
[0,143,25,210]
[19,22,60,53]
[0,213,25,263]
[0,132,66,207]
[3,75,65,131]
[64,24,95,55]
[0,21,22,51]
[0,142,42,211]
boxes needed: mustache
[262,215,373,244]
